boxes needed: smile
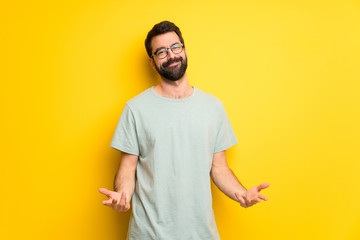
[167,61,180,67]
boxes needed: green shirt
[110,86,238,240]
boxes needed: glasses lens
[156,49,167,59]
[171,44,183,54]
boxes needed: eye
[171,43,183,54]
[156,49,167,56]
[171,44,181,49]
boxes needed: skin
[149,31,193,99]
[99,152,137,211]
[99,31,270,211]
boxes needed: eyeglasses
[151,43,184,59]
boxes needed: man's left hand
[235,183,270,208]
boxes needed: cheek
[159,60,167,68]
[152,59,162,69]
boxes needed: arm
[210,150,247,201]
[99,151,138,212]
[113,151,138,196]
[210,150,269,208]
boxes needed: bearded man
[99,21,269,240]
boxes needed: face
[150,31,188,81]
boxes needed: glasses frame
[151,43,184,59]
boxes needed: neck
[154,73,193,99]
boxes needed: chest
[134,104,219,152]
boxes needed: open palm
[235,183,270,208]
[99,188,131,212]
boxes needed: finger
[112,197,119,206]
[257,183,270,191]
[125,195,131,210]
[124,204,130,210]
[125,194,130,204]
[102,199,113,207]
[99,188,112,197]
[242,193,251,207]
[111,196,122,211]
[234,192,242,202]
[258,194,268,201]
[120,192,126,206]
[235,192,247,207]
[252,198,261,204]
[243,195,252,207]
[234,192,240,200]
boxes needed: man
[99,21,269,239]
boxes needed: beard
[154,55,188,81]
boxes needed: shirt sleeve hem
[213,141,238,153]
[110,143,139,156]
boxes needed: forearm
[112,152,138,199]
[114,170,135,194]
[210,166,247,201]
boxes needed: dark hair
[145,21,185,58]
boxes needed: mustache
[162,57,183,68]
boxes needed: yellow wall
[1,0,360,239]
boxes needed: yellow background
[1,0,360,239]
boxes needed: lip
[167,61,179,67]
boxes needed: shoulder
[195,87,224,109]
[125,87,153,110]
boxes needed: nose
[166,49,176,59]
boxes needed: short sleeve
[110,104,140,156]
[214,104,238,153]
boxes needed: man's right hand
[99,188,131,212]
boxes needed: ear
[149,58,156,71]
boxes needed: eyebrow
[154,42,180,53]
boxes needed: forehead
[151,31,181,50]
